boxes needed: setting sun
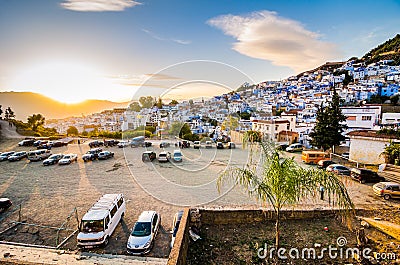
[9,61,126,104]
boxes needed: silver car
[127,211,160,255]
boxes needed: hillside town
[45,59,400,165]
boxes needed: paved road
[0,120,24,139]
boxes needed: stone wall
[167,208,190,265]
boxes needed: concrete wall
[198,209,337,225]
[349,137,389,164]
[167,208,190,265]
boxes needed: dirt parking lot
[0,138,398,259]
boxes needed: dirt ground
[0,137,399,261]
[187,212,400,265]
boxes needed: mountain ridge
[0,91,129,120]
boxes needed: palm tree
[217,139,354,251]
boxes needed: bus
[301,150,329,164]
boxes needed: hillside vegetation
[362,34,400,65]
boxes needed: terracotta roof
[278,130,299,136]
[347,130,399,139]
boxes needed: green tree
[244,130,262,142]
[129,102,141,112]
[217,139,354,251]
[27,114,45,131]
[169,99,179,106]
[382,141,400,164]
[4,107,15,120]
[310,90,347,151]
[238,111,251,120]
[169,122,191,138]
[155,97,163,109]
[189,99,194,107]
[139,96,155,109]
[67,126,79,136]
[221,115,239,131]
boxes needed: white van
[27,149,51,161]
[285,143,303,153]
[77,194,126,248]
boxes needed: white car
[118,140,130,148]
[58,154,78,165]
[158,151,171,163]
[127,211,160,255]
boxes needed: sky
[0,0,399,103]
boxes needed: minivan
[301,151,328,164]
[27,149,51,161]
[373,182,400,200]
[77,194,126,248]
[286,143,303,152]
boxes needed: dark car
[89,140,104,148]
[351,168,385,184]
[142,151,156,162]
[98,151,114,160]
[144,141,152,147]
[160,142,171,148]
[37,143,52,150]
[34,140,48,147]
[8,151,27,161]
[276,144,289,151]
[52,141,68,147]
[216,142,224,149]
[43,154,63,166]
[82,148,102,162]
[0,198,12,212]
[318,159,335,169]
[18,139,35,146]
[104,139,119,147]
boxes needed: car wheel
[384,194,391,200]
[360,179,366,184]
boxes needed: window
[117,198,123,208]
[287,124,290,130]
[110,206,117,218]
[152,214,158,230]
[105,216,110,229]
[362,116,372,121]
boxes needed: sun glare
[9,61,121,104]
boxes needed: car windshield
[49,155,59,159]
[131,222,151,237]
[172,221,181,237]
[174,153,182,157]
[63,155,71,159]
[80,220,104,233]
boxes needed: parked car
[227,142,236,149]
[193,141,201,149]
[0,151,15,161]
[37,142,52,150]
[0,198,12,212]
[82,148,102,161]
[18,139,35,146]
[326,164,351,176]
[373,182,400,200]
[172,150,183,162]
[52,141,68,147]
[350,168,385,184]
[118,140,130,148]
[27,149,51,161]
[131,136,145,147]
[142,151,156,162]
[216,142,224,149]
[144,141,152,147]
[33,140,47,147]
[318,159,335,169]
[159,141,170,148]
[8,151,27,161]
[276,143,289,151]
[127,211,161,255]
[89,140,104,148]
[205,141,213,149]
[58,154,78,165]
[77,194,126,248]
[170,210,184,248]
[285,143,303,152]
[158,151,171,162]
[43,154,63,166]
[104,139,119,147]
[98,151,114,160]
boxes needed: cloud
[207,10,341,72]
[142,29,191,45]
[61,0,141,12]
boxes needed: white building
[341,106,381,132]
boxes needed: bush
[122,130,152,139]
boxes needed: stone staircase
[379,164,400,183]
